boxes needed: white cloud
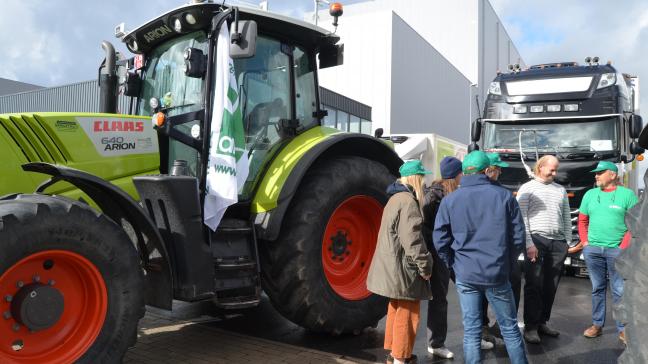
[490,0,648,115]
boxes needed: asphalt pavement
[137,275,625,363]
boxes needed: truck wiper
[565,151,601,160]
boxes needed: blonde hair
[430,177,459,195]
[533,155,558,176]
[400,174,425,201]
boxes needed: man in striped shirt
[516,155,571,344]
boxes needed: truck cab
[472,60,643,273]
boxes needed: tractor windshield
[137,31,318,200]
[138,31,208,177]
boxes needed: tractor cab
[106,2,343,200]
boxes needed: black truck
[470,59,644,275]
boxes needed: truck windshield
[483,117,618,153]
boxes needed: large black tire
[0,194,144,364]
[260,156,395,334]
[616,181,648,363]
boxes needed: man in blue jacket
[434,150,527,364]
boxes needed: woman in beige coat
[367,160,434,364]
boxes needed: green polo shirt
[579,186,638,248]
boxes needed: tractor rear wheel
[261,156,395,334]
[0,194,144,364]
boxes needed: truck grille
[570,208,580,246]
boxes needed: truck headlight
[489,82,501,95]
[597,73,616,89]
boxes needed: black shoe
[538,323,560,337]
[524,329,541,344]
[489,321,503,339]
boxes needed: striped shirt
[516,178,572,247]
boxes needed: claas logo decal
[94,120,144,132]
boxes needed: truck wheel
[0,194,144,364]
[261,156,395,333]
[616,192,648,363]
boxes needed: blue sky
[1,0,646,117]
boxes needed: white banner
[203,23,249,231]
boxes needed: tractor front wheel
[261,156,395,334]
[0,194,144,364]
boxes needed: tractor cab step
[211,218,261,308]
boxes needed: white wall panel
[390,13,472,143]
[318,10,394,133]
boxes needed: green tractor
[0,2,401,363]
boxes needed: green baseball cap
[399,160,433,177]
[462,150,490,175]
[590,161,618,173]
[487,152,509,168]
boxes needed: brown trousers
[384,299,421,359]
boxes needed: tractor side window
[234,36,291,199]
[294,46,317,129]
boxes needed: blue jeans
[583,245,624,332]
[456,281,528,364]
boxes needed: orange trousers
[384,299,421,360]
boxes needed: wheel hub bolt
[33,275,40,283]
[12,323,20,332]
[3,311,11,320]
[16,281,24,288]
[48,280,55,286]
[4,295,12,302]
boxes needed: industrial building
[315,0,524,144]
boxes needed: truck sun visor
[506,76,593,96]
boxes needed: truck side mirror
[630,141,645,155]
[471,120,482,142]
[230,20,257,59]
[319,44,344,69]
[629,114,643,139]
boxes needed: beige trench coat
[366,189,433,300]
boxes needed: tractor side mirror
[183,48,207,78]
[470,120,482,142]
[374,128,384,138]
[230,20,257,59]
[319,44,344,69]
[122,72,141,97]
[630,114,643,139]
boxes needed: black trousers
[482,258,522,325]
[426,248,450,348]
[523,234,568,329]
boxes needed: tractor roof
[121,2,340,54]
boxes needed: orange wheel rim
[0,250,108,364]
[321,195,382,300]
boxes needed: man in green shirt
[578,161,638,345]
